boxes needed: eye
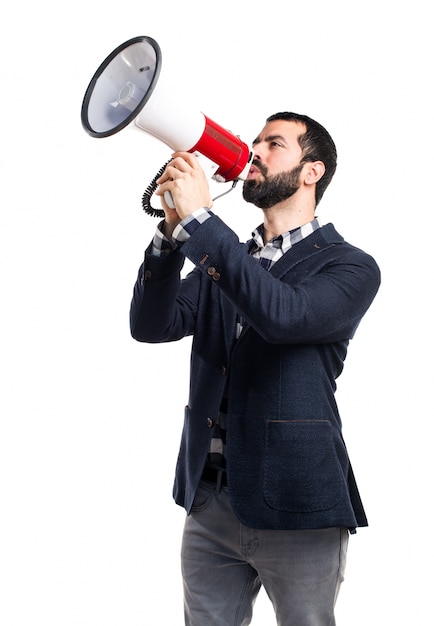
[270,141,283,148]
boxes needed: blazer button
[212,272,221,281]
[207,417,214,428]
[141,269,152,285]
[207,266,216,276]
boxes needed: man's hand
[156,152,214,234]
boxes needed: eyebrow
[252,134,289,146]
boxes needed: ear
[304,161,325,186]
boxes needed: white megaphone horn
[81,36,253,216]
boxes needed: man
[130,112,381,625]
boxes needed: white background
[1,1,433,624]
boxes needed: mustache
[252,159,268,177]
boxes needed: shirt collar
[251,217,322,253]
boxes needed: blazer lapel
[269,224,339,278]
[236,224,342,340]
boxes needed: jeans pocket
[191,482,214,512]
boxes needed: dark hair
[266,112,337,205]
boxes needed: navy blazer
[130,216,381,531]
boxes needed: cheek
[274,153,301,173]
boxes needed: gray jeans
[181,481,349,626]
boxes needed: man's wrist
[161,219,180,241]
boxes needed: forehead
[254,119,306,145]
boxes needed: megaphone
[81,36,253,216]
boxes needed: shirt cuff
[151,220,178,257]
[172,208,213,244]
[150,209,213,256]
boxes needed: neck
[261,199,316,243]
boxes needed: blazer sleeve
[130,243,201,342]
[130,214,380,345]
[178,214,381,344]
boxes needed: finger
[156,168,174,184]
[170,152,200,170]
[157,162,184,185]
[155,179,172,196]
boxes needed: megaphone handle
[164,190,175,209]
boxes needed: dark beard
[242,161,304,209]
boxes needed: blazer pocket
[263,420,346,513]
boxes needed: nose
[252,139,265,161]
[253,145,262,161]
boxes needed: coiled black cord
[141,159,172,218]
